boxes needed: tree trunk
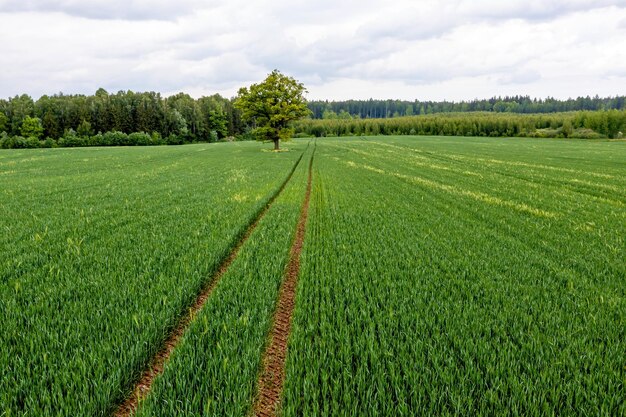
[273,138,280,151]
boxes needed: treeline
[2,89,626,149]
[294,111,626,139]
[308,95,626,119]
[0,89,247,148]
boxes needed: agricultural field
[283,136,626,416]
[0,142,307,415]
[1,136,625,416]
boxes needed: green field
[1,136,624,416]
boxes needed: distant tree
[9,94,35,135]
[337,110,352,120]
[207,110,228,139]
[322,109,338,119]
[198,94,229,139]
[20,116,44,139]
[41,110,61,139]
[0,112,8,133]
[235,70,310,150]
[493,101,508,112]
[167,109,188,139]
[167,93,201,140]
[135,92,165,134]
[77,119,94,137]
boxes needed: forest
[307,95,626,119]
[1,90,625,148]
[293,111,626,140]
[0,89,241,148]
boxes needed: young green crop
[134,144,314,416]
[282,136,625,416]
[0,142,306,416]
[1,136,624,416]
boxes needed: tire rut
[113,148,308,417]
[253,146,315,417]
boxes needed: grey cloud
[269,0,378,24]
[245,35,397,84]
[464,0,626,21]
[1,0,625,100]
[107,70,187,94]
[0,0,204,20]
[498,70,542,85]
[358,18,457,42]
[347,66,454,84]
[344,60,517,85]
[360,0,626,43]
[355,2,462,42]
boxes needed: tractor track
[113,147,308,417]
[253,145,315,417]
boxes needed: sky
[1,0,625,101]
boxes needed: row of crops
[1,136,624,416]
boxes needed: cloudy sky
[1,0,625,101]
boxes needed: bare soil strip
[253,149,314,417]
[114,150,307,417]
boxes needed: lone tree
[235,70,310,150]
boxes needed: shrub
[58,135,87,147]
[41,137,57,148]
[128,132,152,146]
[165,134,183,145]
[102,131,129,146]
[570,128,606,139]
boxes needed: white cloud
[0,0,625,100]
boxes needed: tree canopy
[307,95,626,119]
[234,70,310,150]
[0,90,237,143]
[20,116,44,139]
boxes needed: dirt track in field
[253,148,314,417]
[113,149,307,417]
